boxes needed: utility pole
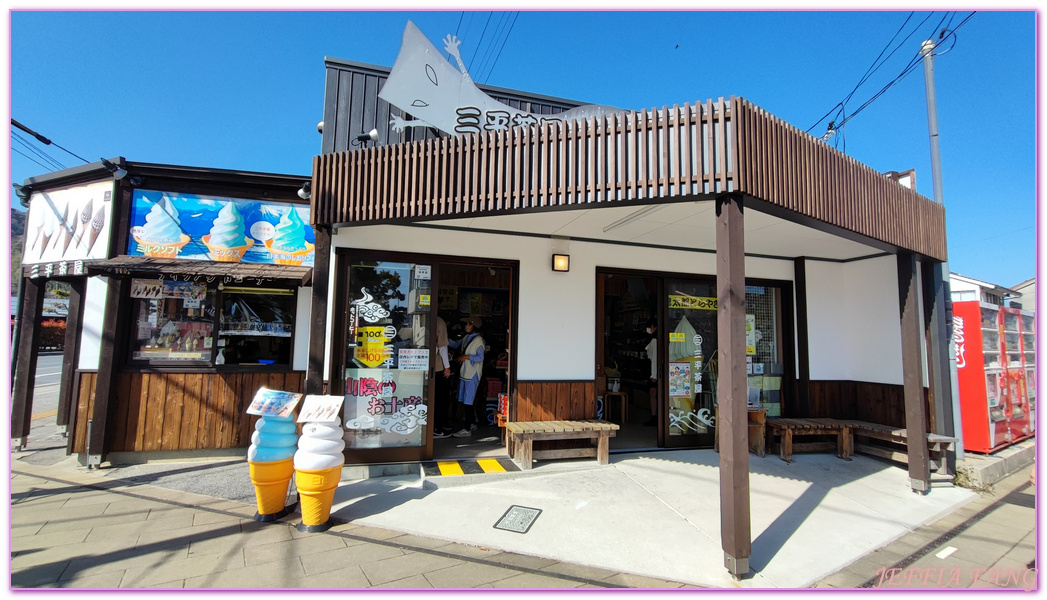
[921,38,964,466]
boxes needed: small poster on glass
[668,361,692,397]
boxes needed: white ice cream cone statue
[247,414,299,520]
[293,420,345,532]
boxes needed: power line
[11,131,66,170]
[10,118,89,164]
[472,11,510,84]
[809,11,975,148]
[468,11,495,67]
[481,12,520,84]
[11,146,55,172]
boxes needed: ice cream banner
[297,395,345,423]
[668,295,717,310]
[127,190,314,266]
[246,387,303,418]
[22,180,115,266]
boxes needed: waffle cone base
[295,465,343,526]
[249,458,295,516]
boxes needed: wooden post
[11,276,44,449]
[88,276,127,466]
[898,253,930,492]
[56,279,86,436]
[921,259,956,474]
[305,224,332,395]
[793,257,811,416]
[716,193,750,577]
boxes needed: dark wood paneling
[73,371,305,454]
[11,276,44,442]
[808,380,934,432]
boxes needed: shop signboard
[343,369,427,448]
[126,190,314,266]
[22,180,115,266]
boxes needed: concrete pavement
[9,417,1037,589]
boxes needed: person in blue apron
[444,316,486,438]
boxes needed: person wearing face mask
[644,317,658,426]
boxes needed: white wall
[78,276,107,370]
[805,255,905,385]
[293,286,311,371]
[331,225,793,381]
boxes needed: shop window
[745,285,784,417]
[217,287,295,366]
[129,278,295,367]
[130,280,216,363]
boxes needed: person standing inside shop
[644,317,658,426]
[430,315,454,438]
[447,316,485,438]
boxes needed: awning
[79,256,312,286]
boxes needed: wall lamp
[355,128,379,145]
[12,183,31,207]
[100,158,127,180]
[552,253,570,272]
[298,181,311,200]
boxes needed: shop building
[12,21,957,577]
[11,161,314,466]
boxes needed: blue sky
[8,9,1038,288]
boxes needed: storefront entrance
[332,249,515,463]
[598,269,793,451]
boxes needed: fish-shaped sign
[379,20,620,137]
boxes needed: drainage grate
[494,505,542,534]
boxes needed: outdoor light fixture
[552,254,570,272]
[298,182,311,200]
[355,128,379,144]
[100,158,127,180]
[602,204,665,233]
[12,183,31,207]
[317,121,324,134]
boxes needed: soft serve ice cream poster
[127,190,314,266]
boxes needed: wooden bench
[505,420,620,470]
[840,420,958,475]
[766,418,854,463]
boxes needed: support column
[921,259,956,474]
[898,253,930,492]
[88,276,127,466]
[56,279,86,436]
[305,224,332,395]
[716,193,750,577]
[793,257,811,416]
[11,276,44,450]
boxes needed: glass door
[340,259,433,462]
[664,278,718,447]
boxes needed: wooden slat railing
[312,96,947,261]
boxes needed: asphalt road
[30,353,62,416]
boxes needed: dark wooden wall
[808,380,934,432]
[72,371,305,454]
[513,380,596,422]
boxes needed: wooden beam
[898,253,930,492]
[88,276,128,465]
[11,277,44,448]
[793,257,811,416]
[305,225,332,395]
[716,193,750,577]
[921,259,956,474]
[56,279,86,433]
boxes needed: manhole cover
[494,505,542,534]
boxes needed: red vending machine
[954,301,1035,452]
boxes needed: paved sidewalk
[815,464,1037,590]
[11,460,687,589]
[9,418,1035,590]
